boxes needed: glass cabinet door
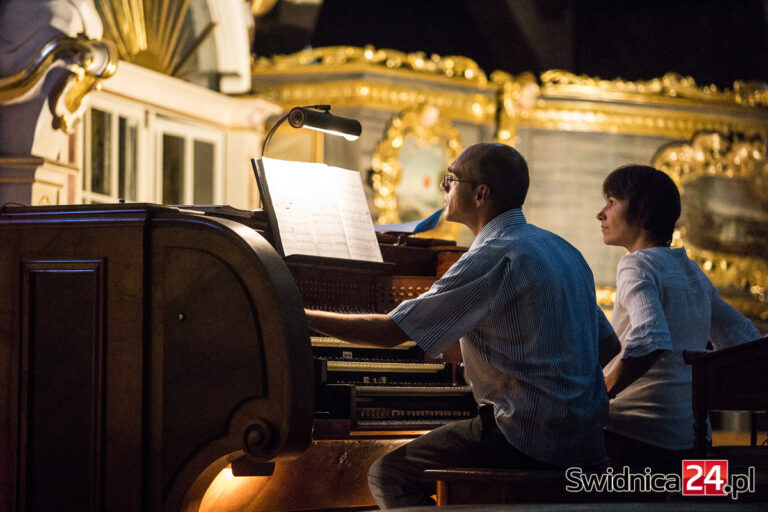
[155,118,223,205]
[83,102,142,204]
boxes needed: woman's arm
[604,349,664,398]
[607,260,673,397]
[709,292,761,350]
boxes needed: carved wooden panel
[19,259,105,512]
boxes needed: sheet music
[329,166,383,262]
[260,157,383,262]
[259,158,320,256]
[306,172,351,259]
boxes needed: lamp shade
[288,107,362,141]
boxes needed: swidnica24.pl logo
[565,460,756,500]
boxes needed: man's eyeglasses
[441,175,481,192]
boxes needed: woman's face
[596,196,643,249]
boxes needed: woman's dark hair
[602,165,681,247]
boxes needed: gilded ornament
[253,80,496,124]
[492,71,539,145]
[370,104,462,228]
[540,70,768,108]
[251,0,280,17]
[653,132,768,318]
[94,0,216,77]
[0,33,118,133]
[253,45,489,85]
[487,70,768,141]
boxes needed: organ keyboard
[288,234,476,434]
[189,204,476,434]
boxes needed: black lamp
[261,105,362,156]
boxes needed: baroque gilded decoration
[0,33,118,132]
[654,132,768,318]
[370,104,462,225]
[254,47,768,143]
[496,70,768,144]
[539,70,768,107]
[252,46,497,124]
[254,45,489,85]
[94,0,216,77]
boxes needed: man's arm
[305,309,410,348]
[604,349,664,399]
[598,332,621,368]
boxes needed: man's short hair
[465,143,529,210]
[602,165,681,247]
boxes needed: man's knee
[368,451,435,508]
[367,454,387,485]
[368,449,405,486]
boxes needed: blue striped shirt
[389,209,613,466]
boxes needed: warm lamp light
[261,105,362,156]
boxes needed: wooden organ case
[0,203,473,512]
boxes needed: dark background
[252,0,768,89]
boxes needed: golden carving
[94,0,217,76]
[654,132,768,318]
[254,45,489,85]
[252,47,768,141]
[0,34,118,133]
[254,49,768,109]
[493,70,768,142]
[655,132,768,188]
[253,80,495,124]
[686,246,768,319]
[540,70,768,108]
[525,100,768,139]
[370,105,462,226]
[492,71,539,145]
[251,0,280,17]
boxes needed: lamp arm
[261,111,292,157]
[260,105,330,156]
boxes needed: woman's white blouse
[604,246,760,450]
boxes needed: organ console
[0,202,473,512]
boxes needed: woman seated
[596,165,761,471]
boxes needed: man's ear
[475,184,491,204]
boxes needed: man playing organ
[306,142,620,508]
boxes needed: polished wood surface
[685,335,768,457]
[0,204,313,512]
[197,438,410,512]
[0,203,472,512]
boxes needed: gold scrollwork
[492,71,539,145]
[251,0,280,17]
[253,80,496,124]
[95,0,217,77]
[522,100,768,139]
[654,132,768,318]
[251,47,768,141]
[371,104,462,225]
[254,45,489,85]
[0,33,119,133]
[493,70,768,142]
[686,246,768,319]
[540,70,768,108]
[655,132,768,188]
